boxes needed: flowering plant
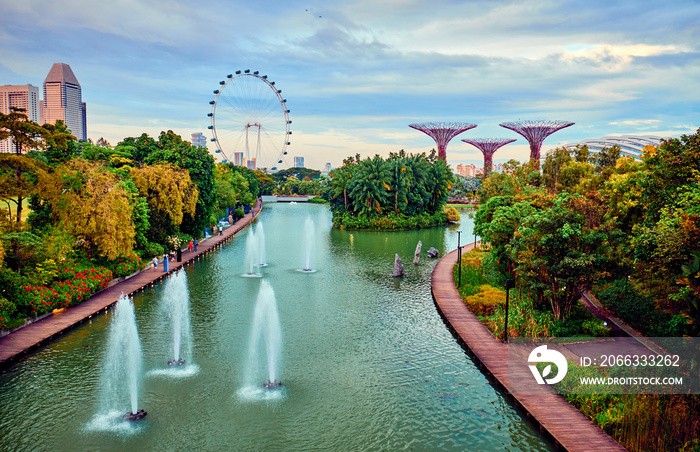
[166,235,183,250]
[113,253,142,278]
[17,266,113,317]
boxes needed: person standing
[152,256,158,272]
[194,239,198,251]
[188,240,193,252]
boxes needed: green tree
[349,155,390,216]
[129,164,198,244]
[513,193,609,319]
[38,159,136,260]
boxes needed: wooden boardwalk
[0,200,263,369]
[431,245,627,452]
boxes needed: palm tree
[349,156,390,216]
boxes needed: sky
[1,0,699,170]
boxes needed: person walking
[194,239,198,252]
[188,240,193,253]
[152,256,158,272]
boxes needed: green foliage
[595,279,691,336]
[333,211,447,231]
[330,151,452,229]
[16,265,113,317]
[444,206,460,222]
[111,253,142,278]
[307,197,328,204]
[271,167,321,183]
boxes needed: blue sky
[1,0,699,170]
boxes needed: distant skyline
[1,0,698,170]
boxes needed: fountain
[98,294,145,422]
[256,221,268,267]
[243,280,283,392]
[298,217,316,273]
[242,229,262,277]
[160,269,193,368]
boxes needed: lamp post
[503,278,514,343]
[457,231,462,287]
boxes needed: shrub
[444,206,461,223]
[308,197,328,204]
[144,242,164,260]
[16,266,113,317]
[595,279,691,336]
[0,297,17,330]
[464,284,505,315]
[112,253,143,278]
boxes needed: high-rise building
[294,156,304,168]
[324,163,332,173]
[233,152,245,166]
[246,158,257,170]
[0,84,41,153]
[191,132,207,149]
[455,163,477,178]
[43,63,86,141]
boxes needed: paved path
[0,200,263,369]
[431,245,626,452]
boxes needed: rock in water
[413,241,422,265]
[392,254,404,277]
[427,247,439,258]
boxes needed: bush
[333,211,449,231]
[112,253,143,277]
[308,197,328,204]
[144,242,164,260]
[464,284,505,316]
[16,266,113,317]
[444,206,461,223]
[595,279,691,336]
[0,297,17,330]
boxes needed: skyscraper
[0,84,41,153]
[43,63,86,141]
[294,156,304,168]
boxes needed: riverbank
[0,199,263,369]
[430,246,626,452]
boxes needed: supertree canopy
[409,122,477,161]
[499,120,574,168]
[462,138,516,177]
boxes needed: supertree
[499,120,574,168]
[409,122,477,161]
[462,138,516,177]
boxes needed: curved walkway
[430,245,626,452]
[0,199,263,369]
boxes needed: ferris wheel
[208,70,291,171]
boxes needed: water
[0,204,552,451]
[240,280,283,399]
[243,228,262,277]
[151,269,195,373]
[256,221,268,267]
[94,294,143,424]
[301,216,314,271]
